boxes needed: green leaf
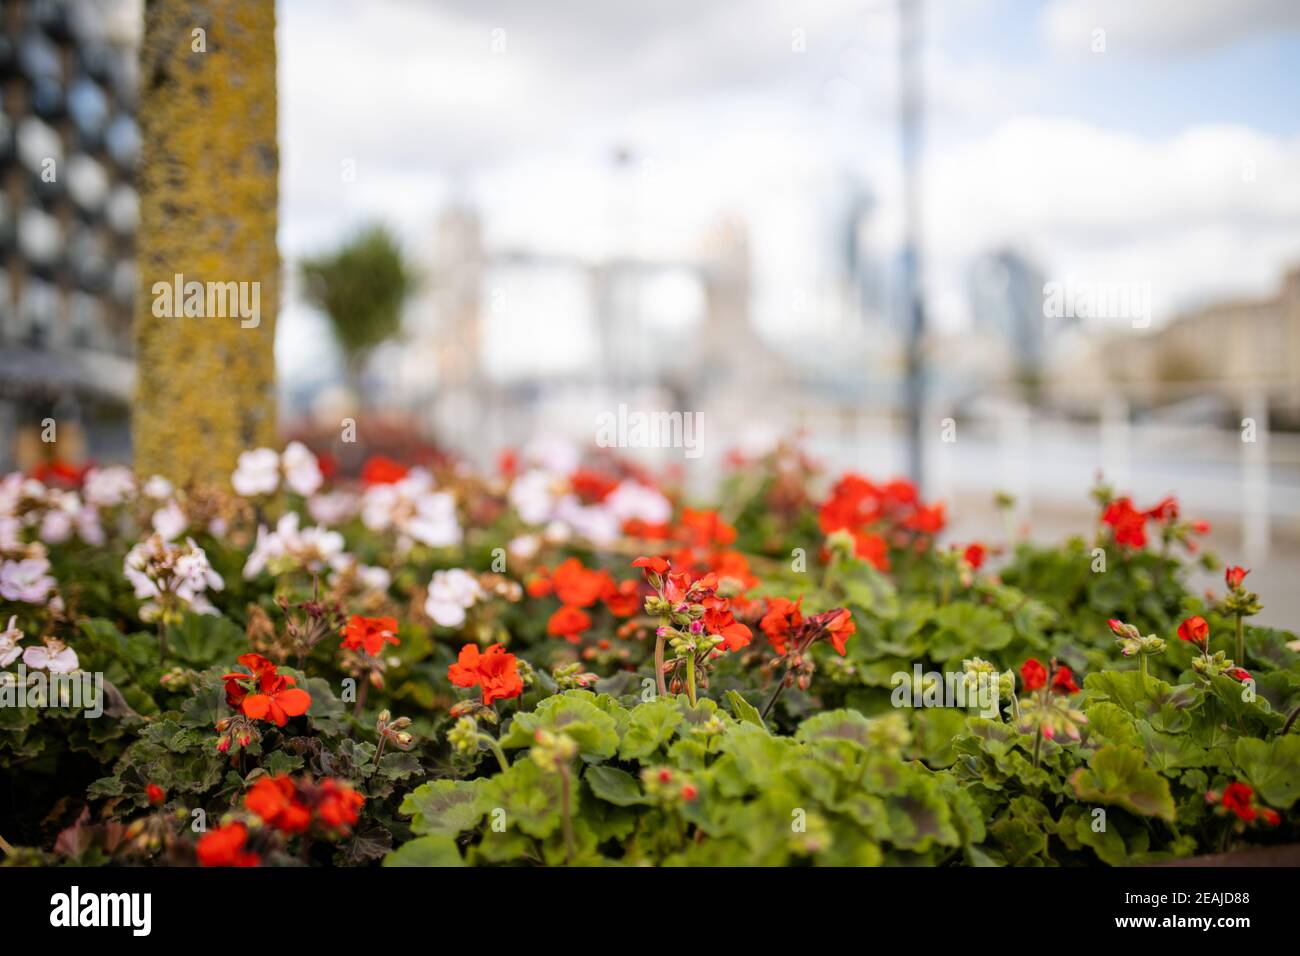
[383,834,465,867]
[1233,736,1300,809]
[1068,745,1176,821]
[724,690,766,730]
[482,759,564,838]
[618,698,683,760]
[584,765,647,807]
[499,692,620,762]
[400,779,487,836]
[795,709,873,749]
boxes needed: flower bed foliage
[1,442,1296,867]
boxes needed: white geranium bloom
[523,435,580,474]
[282,441,324,497]
[231,447,280,496]
[507,534,541,561]
[123,534,223,619]
[242,512,344,579]
[23,638,79,673]
[152,501,187,541]
[38,506,75,544]
[605,480,672,526]
[0,557,56,603]
[407,491,461,548]
[308,490,357,527]
[424,568,483,628]
[553,495,620,546]
[509,469,557,526]
[82,466,136,507]
[0,616,23,668]
[142,475,174,500]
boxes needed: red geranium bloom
[1225,566,1249,590]
[632,555,670,576]
[146,783,166,805]
[31,459,87,488]
[702,596,752,652]
[196,822,260,867]
[245,775,312,834]
[570,468,618,503]
[547,605,592,643]
[852,530,890,570]
[602,579,641,617]
[1221,782,1257,822]
[1260,807,1281,827]
[963,543,987,570]
[1020,658,1047,692]
[340,615,399,656]
[1227,667,1252,683]
[1145,496,1179,522]
[903,502,946,535]
[448,643,523,705]
[222,653,312,727]
[361,455,409,485]
[551,558,610,608]
[1177,615,1209,645]
[760,596,804,656]
[677,508,737,548]
[1102,497,1148,549]
[1051,666,1080,695]
[316,779,366,830]
[816,608,856,656]
[709,549,759,591]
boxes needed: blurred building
[0,0,139,470]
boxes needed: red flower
[1221,782,1257,822]
[1106,618,1126,635]
[1260,808,1281,827]
[632,555,670,576]
[1020,658,1047,692]
[570,468,618,503]
[1227,667,1252,683]
[1102,497,1148,549]
[448,643,523,705]
[360,455,408,485]
[852,531,890,571]
[602,578,641,617]
[680,784,698,801]
[1145,496,1179,522]
[817,608,856,656]
[676,508,737,549]
[222,653,312,727]
[1225,566,1249,590]
[1177,616,1209,645]
[146,783,166,806]
[316,779,365,831]
[340,615,399,656]
[547,606,592,643]
[903,502,946,535]
[702,596,752,652]
[196,822,260,867]
[963,543,987,570]
[551,558,610,608]
[1051,666,1080,695]
[245,775,312,834]
[760,596,804,656]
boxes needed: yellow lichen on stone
[133,0,279,488]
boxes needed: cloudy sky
[274,0,1300,385]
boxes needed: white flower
[76,505,105,547]
[123,534,223,619]
[242,512,344,579]
[407,491,461,548]
[82,466,136,507]
[308,490,357,526]
[509,469,558,525]
[424,568,483,628]
[231,447,280,496]
[23,638,78,673]
[553,495,620,546]
[523,435,580,474]
[507,534,541,561]
[0,557,56,603]
[605,480,672,525]
[38,506,75,544]
[282,441,324,497]
[152,501,188,541]
[0,616,23,668]
[142,475,174,500]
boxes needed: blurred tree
[134,0,280,487]
[299,226,416,398]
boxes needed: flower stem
[1235,614,1245,666]
[1138,653,1150,695]
[1032,723,1044,769]
[0,832,13,855]
[1283,703,1300,736]
[654,632,667,699]
[478,733,509,773]
[761,665,790,721]
[685,651,697,706]
[353,677,369,718]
